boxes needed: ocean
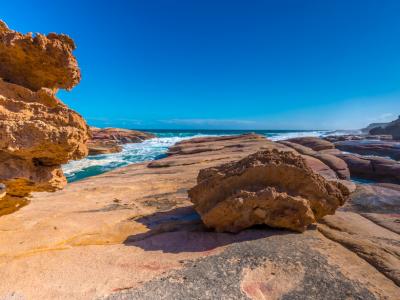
[62,129,342,182]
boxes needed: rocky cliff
[369,115,400,140]
[0,20,89,197]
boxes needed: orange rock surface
[189,149,348,232]
[0,21,89,197]
[0,20,80,91]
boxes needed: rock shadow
[123,206,291,253]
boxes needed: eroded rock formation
[0,21,89,197]
[87,127,155,155]
[189,149,348,233]
[0,20,80,91]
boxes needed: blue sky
[2,0,400,130]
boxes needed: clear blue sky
[2,0,400,130]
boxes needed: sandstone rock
[87,127,155,155]
[313,153,350,180]
[300,155,338,180]
[0,82,89,196]
[90,127,155,144]
[0,22,89,197]
[1,134,398,299]
[335,139,400,160]
[279,140,350,179]
[319,212,400,286]
[189,149,348,233]
[175,133,264,144]
[278,140,315,156]
[87,142,122,155]
[347,184,400,213]
[285,137,335,151]
[0,20,80,91]
[337,153,400,184]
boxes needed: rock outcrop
[0,134,398,299]
[0,20,80,91]
[285,136,335,151]
[189,149,348,233]
[324,134,393,143]
[279,140,350,179]
[334,139,400,160]
[367,115,400,140]
[337,153,400,184]
[87,127,155,155]
[0,21,89,197]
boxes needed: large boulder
[0,21,89,197]
[189,149,348,233]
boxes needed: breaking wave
[63,130,329,182]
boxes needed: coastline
[63,129,333,183]
[1,133,399,299]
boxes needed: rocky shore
[0,21,399,300]
[0,133,399,299]
[87,127,155,155]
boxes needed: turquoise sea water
[63,129,338,183]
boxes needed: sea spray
[63,130,328,182]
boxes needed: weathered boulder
[0,20,80,91]
[285,137,335,151]
[189,149,348,233]
[335,139,400,160]
[0,21,89,197]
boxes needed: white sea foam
[62,135,207,182]
[63,130,331,182]
[268,131,327,141]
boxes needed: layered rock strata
[0,21,89,197]
[334,139,400,160]
[189,149,348,233]
[285,136,335,151]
